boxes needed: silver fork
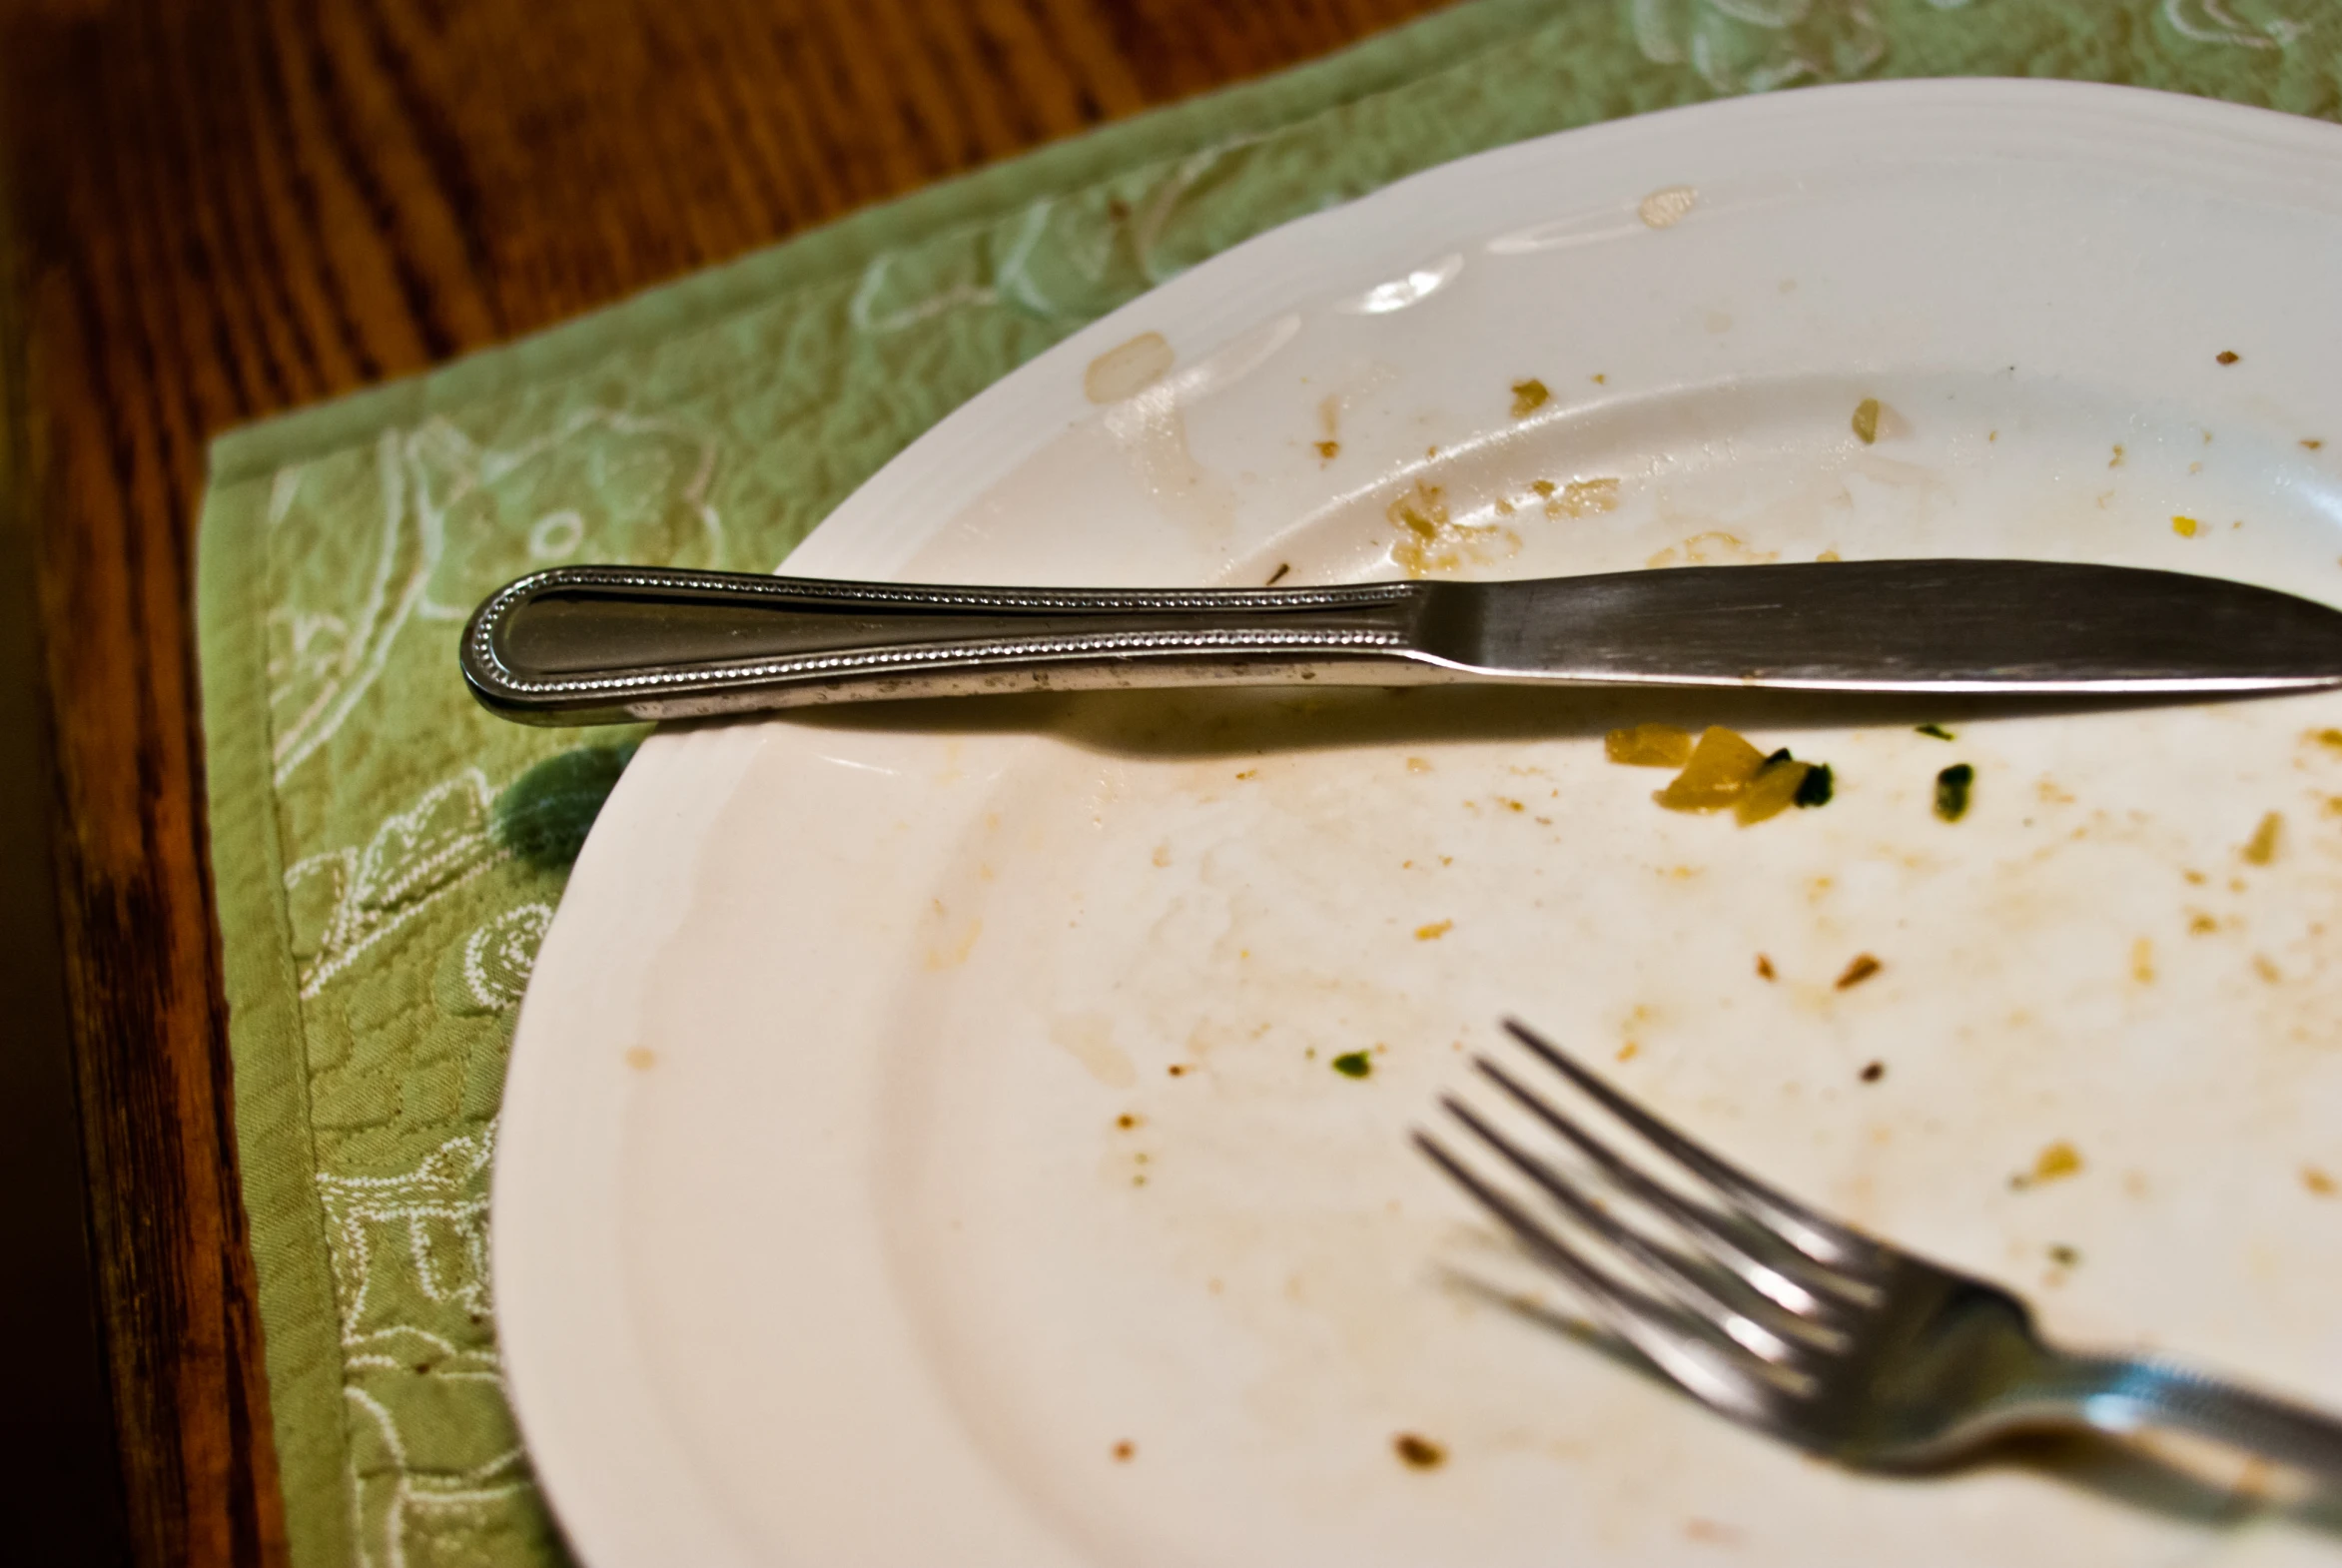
[1416,1021,2342,1480]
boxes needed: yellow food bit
[1616,1042,1640,1063]
[1605,723,1695,767]
[1835,954,1882,991]
[2031,1142,2082,1182]
[1852,397,1882,444]
[1654,727,1770,811]
[2130,937,2155,984]
[2305,1166,2337,1196]
[1414,920,1453,942]
[1529,478,1556,497]
[2241,811,2282,865]
[1732,757,1811,825]
[2172,514,2200,538]
[2108,442,2125,468]
[1509,379,1549,417]
[2319,728,2342,751]
[1314,439,1339,459]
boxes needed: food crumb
[1314,439,1339,460]
[1852,396,1883,444]
[1117,1113,1139,1130]
[1405,756,1432,774]
[1860,1060,1885,1083]
[1510,379,1549,417]
[2217,350,2240,365]
[2131,937,2156,984]
[2254,955,2283,984]
[2173,514,2200,538]
[1638,185,1697,228]
[1916,723,1954,741]
[1617,1041,1640,1063]
[1755,954,1776,982]
[2241,811,2282,866]
[2017,1141,2083,1186]
[1393,1433,1446,1470]
[1835,954,1882,991]
[2305,438,2325,451]
[1331,1051,1372,1079]
[1113,1441,1135,1462]
[1591,372,1607,385]
[2047,1243,2080,1266]
[2304,1166,2337,1196]
[623,1047,657,1072]
[1414,919,1453,942]
[1266,561,1292,585]
[1168,1064,1188,1078]
[1935,763,1975,822]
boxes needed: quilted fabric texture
[195,0,2342,1561]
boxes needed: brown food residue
[1393,1432,1447,1470]
[1860,1061,1885,1084]
[2304,1166,2338,1196]
[1755,953,1776,982]
[1835,954,1882,991]
[2217,350,2240,366]
[1510,379,1550,417]
[2241,811,2283,866]
[1314,439,1339,460]
[1387,480,1517,577]
[1852,396,1883,444]
[1541,476,1619,518]
[1112,1440,1136,1462]
[1264,562,1291,586]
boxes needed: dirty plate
[495,81,2342,1566]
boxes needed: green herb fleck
[1332,1051,1373,1079]
[1936,763,1974,822]
[1916,723,1955,741]
[1794,763,1834,808]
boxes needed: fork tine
[1475,1057,1871,1318]
[1440,1095,1821,1364]
[1413,1131,1801,1421]
[1500,1019,1887,1276]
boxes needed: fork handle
[2025,1351,2342,1481]
[460,565,1436,725]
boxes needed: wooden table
[0,0,1453,1559]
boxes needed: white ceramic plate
[496,81,2342,1567]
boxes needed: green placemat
[196,2,2342,1561]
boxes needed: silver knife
[460,560,2342,726]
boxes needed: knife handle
[461,565,1440,725]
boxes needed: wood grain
[0,0,1453,1559]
